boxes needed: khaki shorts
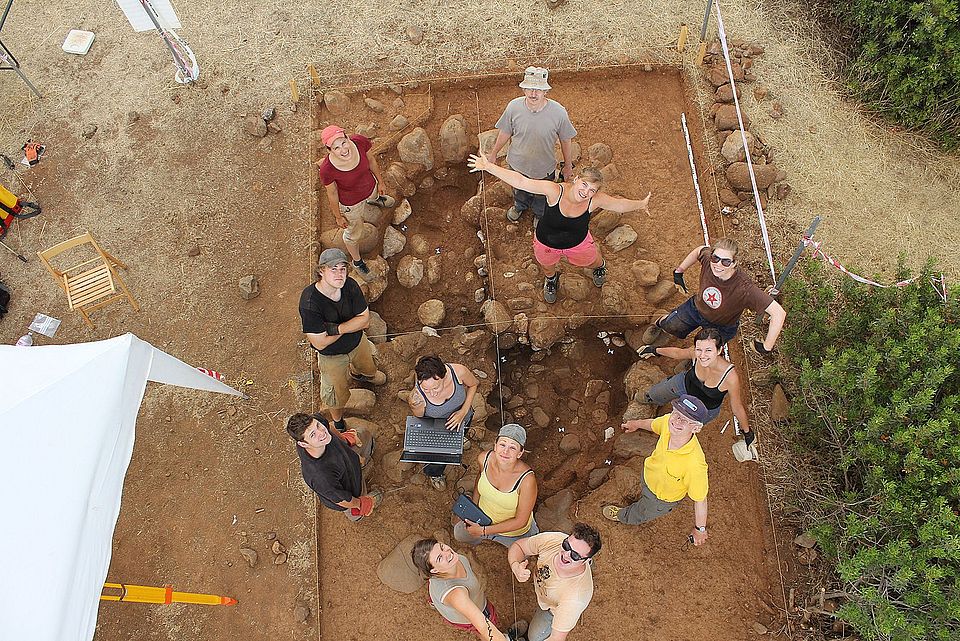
[317,335,377,409]
[340,185,379,243]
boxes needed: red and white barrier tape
[197,367,226,382]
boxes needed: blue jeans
[659,296,739,344]
[453,516,540,547]
[644,372,722,424]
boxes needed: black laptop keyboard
[405,429,462,450]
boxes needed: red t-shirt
[694,248,774,326]
[317,135,376,206]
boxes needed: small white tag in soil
[62,30,95,55]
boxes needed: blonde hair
[574,166,603,187]
[712,237,739,259]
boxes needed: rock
[612,431,652,460]
[323,91,350,115]
[631,260,660,286]
[377,534,427,593]
[622,400,656,422]
[261,107,276,122]
[715,104,749,131]
[389,114,410,131]
[508,297,534,311]
[355,122,377,137]
[559,433,581,454]
[793,531,817,549]
[461,329,493,350]
[600,163,620,184]
[405,24,424,45]
[601,282,629,315]
[531,407,550,429]
[238,275,260,300]
[486,181,514,207]
[418,299,445,327]
[753,86,769,101]
[239,547,258,567]
[294,603,310,624]
[344,389,376,415]
[243,115,266,137]
[587,142,613,167]
[775,183,792,200]
[537,489,575,532]
[475,288,485,303]
[528,315,565,350]
[460,195,483,226]
[545,0,566,8]
[604,225,638,252]
[481,300,513,334]
[410,234,430,255]
[719,188,741,206]
[769,102,785,119]
[721,130,758,163]
[706,64,729,87]
[382,449,414,483]
[393,97,405,109]
[439,114,471,163]
[384,162,415,197]
[393,199,413,224]
[368,311,388,344]
[771,384,790,420]
[364,98,385,113]
[623,361,664,401]
[186,244,201,257]
[646,280,676,305]
[559,273,592,301]
[726,162,780,190]
[483,207,506,226]
[524,382,540,399]
[591,209,621,236]
[382,226,406,259]
[566,313,587,330]
[426,254,442,285]
[478,129,509,158]
[752,622,768,635]
[588,467,610,489]
[398,127,434,170]
[126,111,139,124]
[274,552,288,565]
[715,83,741,103]
[397,256,424,288]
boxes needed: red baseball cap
[321,125,347,147]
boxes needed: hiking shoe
[353,259,370,276]
[602,505,623,522]
[368,195,396,208]
[429,475,447,491]
[592,262,607,287]
[506,206,522,222]
[352,370,387,385]
[543,274,559,304]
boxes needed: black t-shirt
[297,422,363,511]
[534,186,593,249]
[299,277,367,355]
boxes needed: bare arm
[323,183,345,224]
[761,300,786,350]
[366,151,387,192]
[488,129,512,161]
[590,190,651,214]
[305,331,340,351]
[676,245,709,273]
[651,345,695,361]
[559,138,573,180]
[546,629,570,641]
[447,364,480,429]
[691,499,709,546]
[468,154,561,199]
[507,537,536,581]
[305,308,370,351]
[335,497,361,510]
[407,386,426,418]
[484,473,537,535]
[722,369,750,433]
[443,588,508,641]
[622,418,655,433]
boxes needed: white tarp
[115,0,182,32]
[0,333,241,641]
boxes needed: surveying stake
[101,582,237,606]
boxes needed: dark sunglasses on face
[710,253,735,267]
[561,537,590,562]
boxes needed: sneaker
[543,274,559,304]
[351,370,387,385]
[368,195,396,208]
[429,476,447,491]
[592,262,607,287]
[352,259,370,276]
[602,505,623,522]
[506,206,522,222]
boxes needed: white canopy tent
[0,333,242,641]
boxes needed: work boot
[602,505,623,522]
[368,194,396,208]
[592,261,607,287]
[353,259,370,276]
[506,206,522,222]
[543,274,559,304]
[352,370,387,385]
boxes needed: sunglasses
[561,537,591,562]
[710,253,735,267]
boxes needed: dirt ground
[2,2,957,641]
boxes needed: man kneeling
[602,395,711,546]
[286,412,382,521]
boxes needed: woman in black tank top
[636,327,755,447]
[468,154,650,304]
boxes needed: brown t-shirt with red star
[694,248,773,326]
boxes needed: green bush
[780,260,960,640]
[830,0,960,149]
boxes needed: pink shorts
[533,233,600,268]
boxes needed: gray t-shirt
[495,97,577,179]
[428,555,486,625]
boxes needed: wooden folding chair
[37,232,139,328]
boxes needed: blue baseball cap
[672,394,709,424]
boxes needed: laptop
[399,416,464,465]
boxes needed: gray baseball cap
[498,423,527,447]
[672,394,709,424]
[317,247,350,268]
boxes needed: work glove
[673,271,688,294]
[636,344,659,360]
[752,339,772,355]
[743,429,756,447]
[337,429,361,447]
[325,322,340,336]
[351,494,377,518]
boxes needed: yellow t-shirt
[642,414,709,502]
[527,532,594,632]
